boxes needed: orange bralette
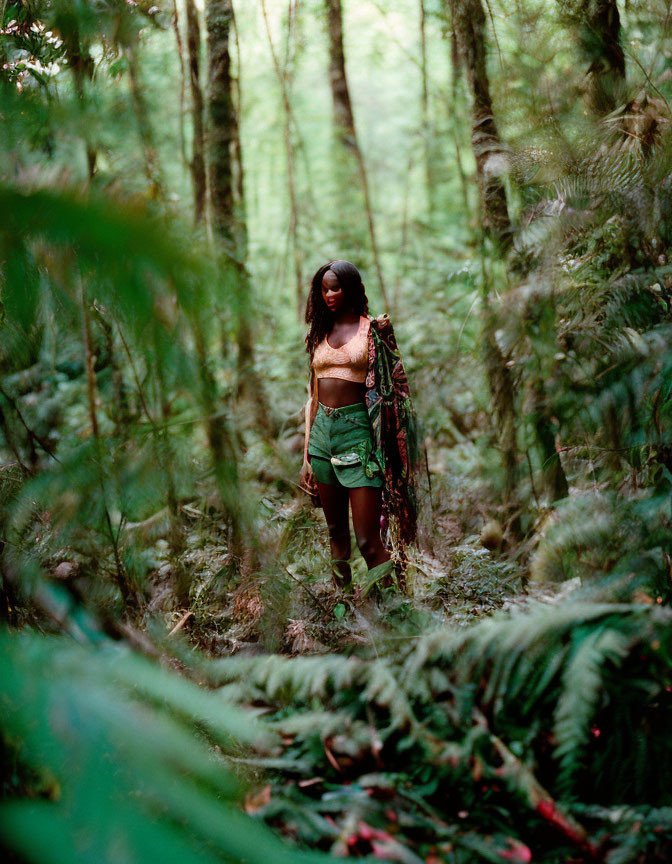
[312,315,370,383]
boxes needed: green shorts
[308,402,383,488]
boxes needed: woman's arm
[303,367,318,464]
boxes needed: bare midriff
[317,378,366,409]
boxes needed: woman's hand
[300,458,315,485]
[300,458,320,507]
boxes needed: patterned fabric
[365,314,421,550]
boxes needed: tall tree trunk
[125,44,166,200]
[171,0,191,188]
[62,26,97,180]
[191,313,247,566]
[448,0,520,498]
[324,0,389,309]
[185,0,207,224]
[206,0,235,242]
[532,380,569,503]
[262,0,304,320]
[448,0,509,245]
[450,0,569,503]
[79,274,136,606]
[572,0,626,114]
[419,0,436,219]
[205,0,272,433]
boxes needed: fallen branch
[168,610,194,636]
[473,709,602,860]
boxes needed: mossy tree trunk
[205,0,272,434]
[568,0,626,115]
[125,44,166,200]
[447,0,509,243]
[61,23,97,180]
[448,0,521,499]
[186,0,207,225]
[324,0,389,309]
[419,0,437,219]
[261,0,304,321]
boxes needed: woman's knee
[328,527,350,560]
[355,532,382,563]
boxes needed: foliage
[0,619,327,864]
[4,1,672,863]
[204,600,672,861]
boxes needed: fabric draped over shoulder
[365,314,422,551]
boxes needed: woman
[300,260,421,598]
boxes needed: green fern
[0,627,327,864]
[553,625,634,797]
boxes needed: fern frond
[553,626,634,797]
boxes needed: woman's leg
[350,486,390,569]
[318,481,352,586]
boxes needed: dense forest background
[3,1,672,862]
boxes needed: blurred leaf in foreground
[0,629,327,864]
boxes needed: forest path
[149,476,575,656]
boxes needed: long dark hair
[304,260,369,357]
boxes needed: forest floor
[134,430,575,659]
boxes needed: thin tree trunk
[91,302,129,435]
[205,0,272,433]
[206,0,235,241]
[191,315,247,565]
[324,0,389,309]
[449,0,520,498]
[448,26,471,216]
[125,45,166,200]
[393,150,414,309]
[62,26,97,179]
[80,274,135,606]
[262,0,304,320]
[171,0,190,183]
[573,0,626,114]
[419,0,436,218]
[532,380,569,502]
[152,326,189,603]
[450,0,569,503]
[186,0,207,224]
[114,314,188,599]
[448,0,510,245]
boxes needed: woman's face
[321,269,346,313]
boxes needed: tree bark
[324,0,389,309]
[419,0,437,218]
[448,0,510,246]
[325,0,357,148]
[448,0,521,498]
[185,0,207,224]
[532,380,569,503]
[205,0,272,432]
[61,25,97,180]
[170,0,191,189]
[262,0,304,320]
[80,275,136,607]
[180,0,207,225]
[571,0,626,114]
[125,44,166,200]
[206,0,236,244]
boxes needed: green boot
[331,559,353,592]
[361,559,395,599]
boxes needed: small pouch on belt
[331,446,382,481]
[330,452,362,468]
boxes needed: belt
[318,401,367,418]
[318,402,369,427]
